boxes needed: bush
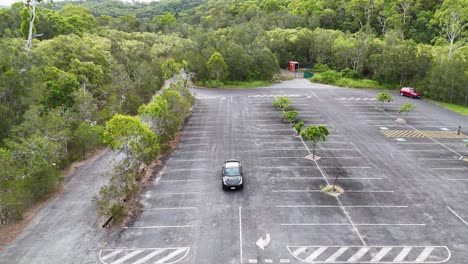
[335,78,381,89]
[282,110,299,122]
[311,70,339,84]
[339,68,359,79]
[312,63,331,73]
[272,96,291,110]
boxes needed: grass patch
[430,100,468,116]
[335,78,383,89]
[221,80,273,89]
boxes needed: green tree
[301,125,330,160]
[292,120,304,136]
[72,122,104,159]
[161,58,182,79]
[434,0,468,59]
[103,114,159,165]
[272,96,291,111]
[282,110,299,123]
[376,92,393,108]
[398,102,417,117]
[207,52,228,87]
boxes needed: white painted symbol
[379,127,389,130]
[256,234,271,250]
[395,138,406,142]
[440,128,450,131]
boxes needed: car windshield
[224,162,241,176]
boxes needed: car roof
[224,161,240,168]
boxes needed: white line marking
[159,179,201,182]
[110,250,144,264]
[326,247,349,262]
[145,207,197,211]
[432,167,467,170]
[132,249,166,264]
[304,247,328,261]
[370,247,392,262]
[248,259,257,263]
[264,259,273,263]
[447,178,468,181]
[123,225,193,229]
[273,177,382,180]
[347,247,370,261]
[280,259,291,263]
[281,223,425,226]
[239,206,243,263]
[152,192,202,195]
[415,247,435,262]
[393,247,412,262]
[273,190,393,193]
[293,247,308,256]
[277,205,407,208]
[102,250,122,261]
[447,206,468,225]
[155,248,186,263]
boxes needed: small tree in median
[282,110,299,123]
[272,96,291,111]
[300,125,330,160]
[398,103,416,117]
[292,121,304,136]
[376,92,393,109]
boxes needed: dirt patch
[321,185,344,197]
[0,148,108,251]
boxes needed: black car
[222,160,243,190]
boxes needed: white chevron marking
[347,247,370,262]
[304,247,327,261]
[393,247,412,262]
[111,250,143,264]
[415,247,435,262]
[155,248,186,263]
[326,247,349,262]
[132,249,166,264]
[371,247,392,262]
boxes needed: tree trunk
[25,0,36,51]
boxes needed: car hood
[223,176,242,185]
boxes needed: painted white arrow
[256,234,271,250]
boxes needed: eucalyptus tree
[434,0,468,59]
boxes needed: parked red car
[400,87,422,98]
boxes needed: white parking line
[447,206,468,226]
[145,207,198,211]
[281,223,425,226]
[273,177,383,180]
[272,190,393,193]
[123,225,194,229]
[432,167,467,170]
[159,180,201,182]
[152,192,202,195]
[239,206,243,263]
[277,205,407,208]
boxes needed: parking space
[99,85,467,264]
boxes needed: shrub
[282,110,299,122]
[310,70,339,84]
[272,96,291,110]
[312,63,331,73]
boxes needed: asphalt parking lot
[98,80,467,264]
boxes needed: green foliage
[72,122,104,159]
[161,58,182,79]
[399,103,417,116]
[301,125,330,159]
[376,92,393,108]
[282,110,299,123]
[103,114,159,165]
[207,52,228,87]
[310,70,340,84]
[292,120,304,135]
[272,96,291,111]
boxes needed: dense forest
[0,0,467,223]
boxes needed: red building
[288,61,299,71]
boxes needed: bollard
[458,126,461,135]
